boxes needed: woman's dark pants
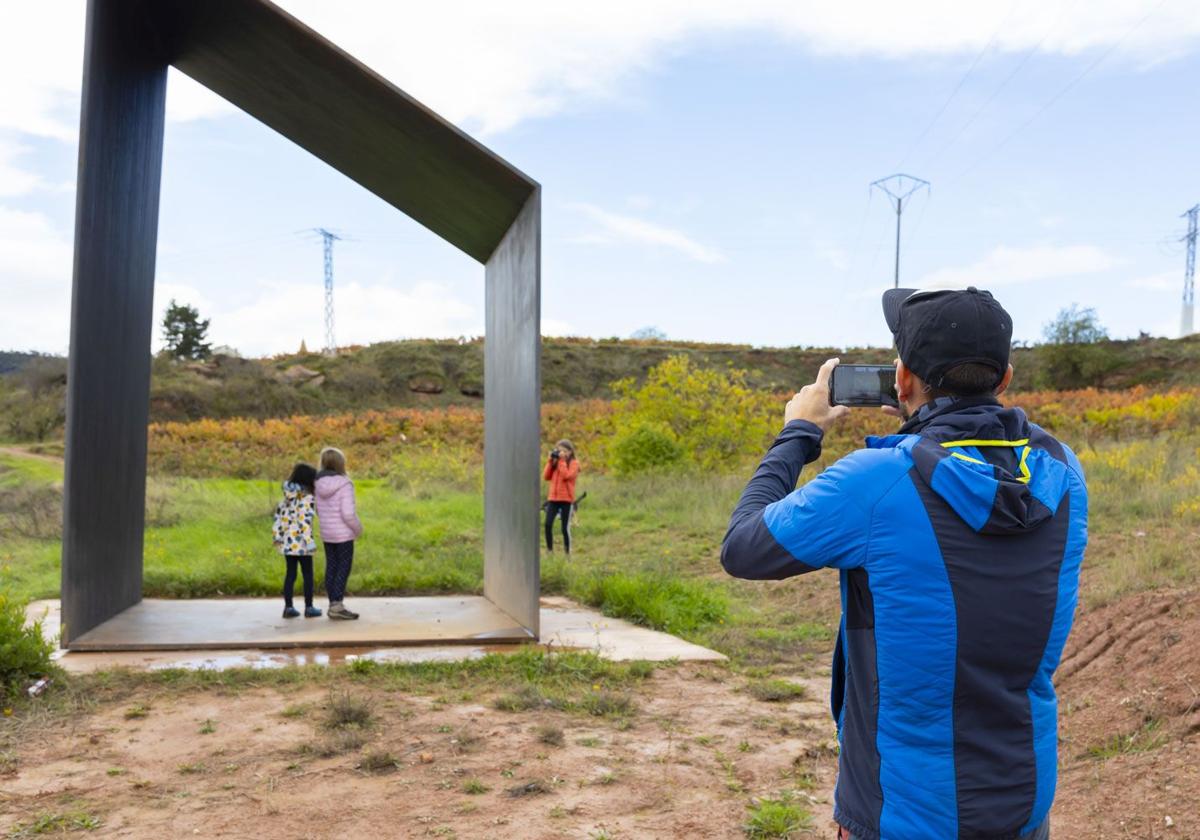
[283,555,315,608]
[323,541,355,603]
[544,501,572,553]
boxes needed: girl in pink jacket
[314,447,363,620]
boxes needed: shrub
[747,679,807,703]
[0,595,54,699]
[744,793,812,838]
[0,485,62,540]
[324,692,373,730]
[574,572,729,634]
[1032,305,1122,390]
[608,422,684,476]
[607,355,776,473]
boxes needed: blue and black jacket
[722,397,1087,840]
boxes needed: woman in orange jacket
[543,439,580,554]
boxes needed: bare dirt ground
[0,668,839,839]
[4,590,1199,839]
[1054,589,1200,839]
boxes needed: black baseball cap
[881,286,1013,388]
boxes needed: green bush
[574,572,729,634]
[0,595,54,699]
[608,422,684,476]
[1032,304,1123,390]
[744,793,812,838]
[607,355,775,473]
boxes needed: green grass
[5,427,1197,671]
[6,811,102,837]
[743,794,812,839]
[1085,718,1169,760]
[0,452,808,667]
[746,680,807,703]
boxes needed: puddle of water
[134,645,541,671]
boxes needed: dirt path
[0,668,839,839]
[4,591,1199,838]
[0,445,63,465]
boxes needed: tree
[1042,304,1108,345]
[162,300,212,361]
[1034,304,1118,390]
[630,326,667,341]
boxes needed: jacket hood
[868,402,1070,535]
[315,473,351,499]
[282,481,302,499]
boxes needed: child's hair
[288,462,317,493]
[319,447,347,475]
[556,439,576,459]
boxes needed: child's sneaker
[282,606,300,619]
[304,606,322,618]
[328,603,359,620]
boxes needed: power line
[896,1,1017,169]
[946,0,1167,187]
[918,2,1070,172]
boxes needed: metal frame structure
[62,0,541,646]
[870,174,930,289]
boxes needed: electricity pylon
[871,174,930,288]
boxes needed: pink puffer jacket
[314,473,363,544]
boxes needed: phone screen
[829,364,899,408]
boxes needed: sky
[3,1,1200,357]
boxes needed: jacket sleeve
[543,459,555,480]
[341,483,364,538]
[565,459,581,479]
[721,420,870,579]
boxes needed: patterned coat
[272,481,317,556]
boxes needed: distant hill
[0,351,50,375]
[7,335,1200,424]
[142,334,1200,423]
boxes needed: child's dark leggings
[323,540,354,603]
[545,501,572,553]
[283,555,315,608]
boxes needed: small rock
[279,364,322,384]
[1165,815,1174,828]
[419,752,434,764]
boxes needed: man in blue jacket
[722,287,1086,840]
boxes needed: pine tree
[162,300,212,361]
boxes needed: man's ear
[993,364,1015,398]
[895,358,914,403]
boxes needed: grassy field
[5,389,1200,668]
[4,381,1200,838]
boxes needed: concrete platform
[58,596,531,651]
[25,597,725,670]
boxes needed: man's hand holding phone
[784,358,851,432]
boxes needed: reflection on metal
[484,194,542,635]
[63,0,540,647]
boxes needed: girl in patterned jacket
[272,462,322,618]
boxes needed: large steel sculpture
[62,0,541,646]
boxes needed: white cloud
[0,140,45,197]
[4,2,1199,143]
[916,244,1117,289]
[569,203,724,263]
[271,1,1200,136]
[1127,270,1179,291]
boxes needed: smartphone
[829,364,899,408]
